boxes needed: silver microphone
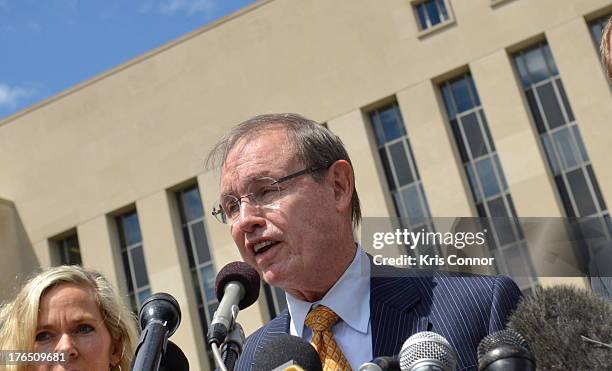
[399,331,457,371]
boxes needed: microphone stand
[222,321,245,371]
[212,305,245,371]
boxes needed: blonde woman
[0,265,137,371]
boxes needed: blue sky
[0,0,257,120]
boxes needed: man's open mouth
[254,240,280,255]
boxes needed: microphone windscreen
[508,285,612,370]
[253,334,323,371]
[139,292,181,336]
[476,329,528,360]
[400,331,457,371]
[215,261,260,309]
[477,329,534,371]
[159,340,189,371]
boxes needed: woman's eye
[35,331,52,342]
[76,324,94,334]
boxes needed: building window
[413,0,450,31]
[589,13,611,50]
[513,42,609,220]
[440,73,537,293]
[369,102,437,255]
[263,283,287,318]
[513,42,611,270]
[176,185,217,368]
[116,210,151,312]
[55,233,82,265]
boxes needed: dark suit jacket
[235,267,522,371]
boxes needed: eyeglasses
[212,162,332,224]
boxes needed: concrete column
[396,80,474,219]
[32,239,52,269]
[78,215,124,292]
[0,199,40,301]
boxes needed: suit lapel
[370,270,430,357]
[254,310,291,358]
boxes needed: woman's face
[32,283,121,371]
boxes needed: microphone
[477,329,535,371]
[253,334,322,371]
[399,331,457,371]
[359,356,400,371]
[207,261,261,346]
[131,293,181,371]
[159,340,189,371]
[507,285,612,370]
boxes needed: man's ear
[327,160,354,214]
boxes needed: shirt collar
[287,246,371,336]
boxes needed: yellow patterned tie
[304,305,352,371]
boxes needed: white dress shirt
[286,247,372,368]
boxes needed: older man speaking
[207,113,521,371]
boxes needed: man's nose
[235,199,265,232]
[55,334,78,360]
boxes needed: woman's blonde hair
[0,265,138,371]
[601,15,612,80]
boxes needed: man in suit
[207,113,522,370]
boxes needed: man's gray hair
[207,113,361,226]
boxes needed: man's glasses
[212,162,332,224]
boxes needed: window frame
[115,209,151,313]
[368,101,438,256]
[174,184,218,369]
[411,0,455,38]
[50,230,82,266]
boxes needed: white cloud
[0,84,36,109]
[183,0,214,16]
[141,0,214,16]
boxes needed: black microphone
[508,285,612,370]
[399,331,457,371]
[253,334,322,371]
[131,293,181,371]
[159,340,189,371]
[359,356,400,370]
[207,261,260,346]
[477,329,535,371]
